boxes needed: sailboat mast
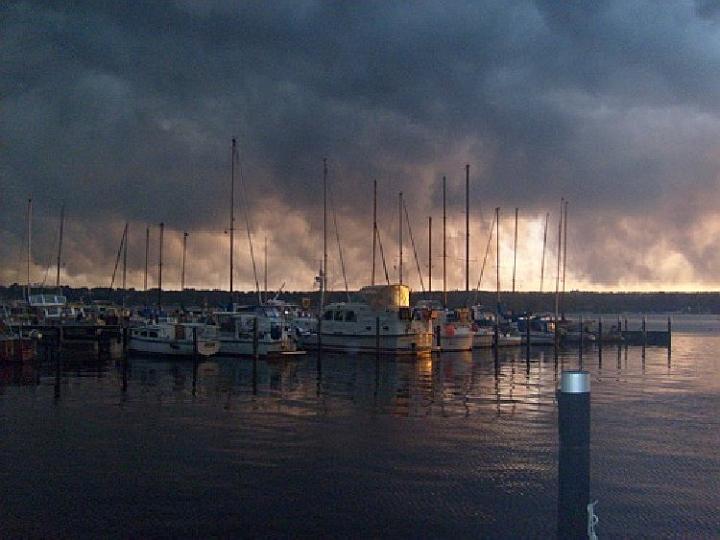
[158,222,164,311]
[230,138,236,300]
[465,164,470,292]
[27,198,32,300]
[540,212,549,292]
[264,235,268,303]
[562,200,568,316]
[428,216,432,295]
[372,180,377,286]
[442,176,447,307]
[56,203,65,292]
[512,208,519,293]
[122,222,128,307]
[554,199,564,328]
[144,226,149,291]
[181,231,188,291]
[398,191,403,284]
[320,158,328,311]
[495,207,500,312]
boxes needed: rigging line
[328,182,350,302]
[375,226,391,285]
[235,141,261,303]
[473,212,497,306]
[110,225,127,289]
[402,200,425,293]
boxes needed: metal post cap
[560,370,590,393]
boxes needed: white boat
[303,285,433,355]
[517,315,558,345]
[213,306,297,357]
[415,301,474,352]
[128,322,220,357]
[264,299,318,334]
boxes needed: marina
[0,315,716,537]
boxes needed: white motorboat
[128,322,220,357]
[213,306,297,357]
[415,301,474,352]
[303,284,433,355]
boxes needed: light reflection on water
[0,324,718,537]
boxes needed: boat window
[141,331,148,337]
[345,310,357,322]
[333,310,344,321]
[323,310,333,321]
[149,331,158,338]
[398,307,411,321]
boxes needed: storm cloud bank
[3,0,720,292]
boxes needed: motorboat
[212,305,297,357]
[415,300,474,352]
[304,284,433,355]
[128,321,220,357]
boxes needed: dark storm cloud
[3,0,720,290]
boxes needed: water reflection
[0,330,717,537]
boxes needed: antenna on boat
[372,179,377,286]
[512,207,519,293]
[144,226,150,292]
[56,203,65,294]
[230,138,236,302]
[403,199,425,293]
[540,212,549,292]
[158,221,164,311]
[398,191,403,285]
[26,197,32,301]
[465,164,470,292]
[442,176,447,307]
[428,216,432,296]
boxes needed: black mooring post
[253,317,259,361]
[375,316,381,361]
[557,370,592,539]
[525,314,531,362]
[435,324,442,351]
[667,316,672,350]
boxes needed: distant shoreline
[3,284,720,314]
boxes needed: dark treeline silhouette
[2,284,718,313]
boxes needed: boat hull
[128,337,220,357]
[217,337,296,357]
[302,332,433,355]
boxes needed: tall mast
[465,164,470,292]
[26,198,32,301]
[442,176,447,307]
[372,179,377,286]
[158,222,164,311]
[554,199,564,327]
[122,222,128,307]
[230,138,236,300]
[181,231,188,291]
[495,207,500,313]
[264,235,268,302]
[320,158,328,311]
[144,226,149,291]
[398,191,403,284]
[540,212,549,292]
[56,203,65,293]
[428,216,432,295]
[562,200,568,316]
[512,207,519,293]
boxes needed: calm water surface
[1,315,719,537]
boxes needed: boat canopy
[28,294,67,307]
[359,284,410,309]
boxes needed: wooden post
[435,324,441,351]
[525,313,531,362]
[598,316,603,359]
[642,315,647,347]
[192,326,198,362]
[667,316,672,350]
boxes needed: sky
[3,0,720,293]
